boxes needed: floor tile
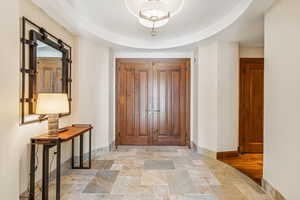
[166,170,198,195]
[40,146,271,200]
[92,160,114,170]
[144,160,175,170]
[141,170,168,185]
[83,170,119,193]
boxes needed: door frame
[115,58,191,147]
[239,58,264,153]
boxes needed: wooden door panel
[239,59,264,153]
[117,62,152,145]
[157,70,180,136]
[116,59,190,146]
[136,71,149,136]
[152,62,188,146]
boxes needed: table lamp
[36,93,69,136]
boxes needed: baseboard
[262,178,286,200]
[192,142,217,159]
[217,151,239,159]
[191,142,198,152]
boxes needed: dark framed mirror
[20,17,72,125]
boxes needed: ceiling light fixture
[125,0,184,36]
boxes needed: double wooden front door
[116,59,190,146]
[239,58,264,153]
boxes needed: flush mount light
[125,0,185,36]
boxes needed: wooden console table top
[31,125,93,143]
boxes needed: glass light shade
[139,17,169,28]
[139,1,169,28]
[36,93,69,114]
[125,0,184,18]
[125,0,185,33]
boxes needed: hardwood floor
[219,154,263,185]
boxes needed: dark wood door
[116,60,153,145]
[239,58,264,153]
[116,59,190,146]
[152,61,189,145]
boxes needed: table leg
[56,142,61,200]
[71,139,74,169]
[29,143,36,200]
[42,145,50,200]
[80,135,84,168]
[89,130,92,169]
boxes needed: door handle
[152,110,160,113]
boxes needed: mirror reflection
[36,40,63,93]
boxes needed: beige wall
[0,0,74,197]
[197,42,239,153]
[0,0,112,198]
[18,0,77,194]
[73,37,110,150]
[217,42,239,152]
[264,0,300,199]
[0,0,20,199]
[240,47,264,58]
[197,42,219,151]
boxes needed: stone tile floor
[45,146,272,200]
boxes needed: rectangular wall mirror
[20,17,72,125]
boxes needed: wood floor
[219,154,263,185]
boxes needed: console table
[29,124,93,200]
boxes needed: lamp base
[48,114,59,137]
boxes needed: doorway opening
[115,58,191,146]
[219,58,264,185]
[239,58,264,154]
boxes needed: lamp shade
[36,93,69,114]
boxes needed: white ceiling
[32,0,275,50]
[78,0,241,39]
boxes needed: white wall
[0,0,20,199]
[73,37,110,150]
[240,47,264,58]
[108,49,115,146]
[217,42,239,152]
[0,0,111,198]
[17,0,77,195]
[192,48,199,147]
[197,43,219,152]
[264,0,300,199]
[197,42,239,153]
